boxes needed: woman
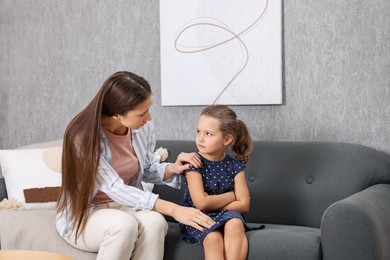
[56,71,215,260]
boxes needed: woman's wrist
[164,163,178,180]
[153,198,176,217]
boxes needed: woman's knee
[139,211,168,235]
[104,211,138,241]
[66,209,138,252]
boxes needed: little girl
[180,104,253,260]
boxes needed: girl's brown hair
[201,105,253,163]
[56,71,151,240]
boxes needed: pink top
[91,127,140,205]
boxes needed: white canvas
[160,0,282,106]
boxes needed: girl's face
[117,96,152,129]
[196,115,232,159]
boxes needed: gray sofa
[1,140,390,260]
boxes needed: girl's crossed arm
[222,171,250,214]
[186,171,235,211]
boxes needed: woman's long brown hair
[56,71,151,240]
[201,105,253,163]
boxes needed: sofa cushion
[163,222,321,260]
[0,148,62,209]
[0,210,96,260]
[0,139,63,202]
[246,224,321,260]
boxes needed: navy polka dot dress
[180,154,250,245]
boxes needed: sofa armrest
[321,184,390,260]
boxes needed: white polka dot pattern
[180,154,250,245]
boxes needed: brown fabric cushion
[23,187,61,203]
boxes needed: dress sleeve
[233,159,246,177]
[183,166,203,176]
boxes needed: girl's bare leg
[203,230,225,260]
[224,219,248,260]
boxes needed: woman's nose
[145,112,152,121]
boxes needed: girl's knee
[224,219,245,234]
[204,231,224,246]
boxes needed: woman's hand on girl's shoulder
[175,152,202,170]
[164,153,201,179]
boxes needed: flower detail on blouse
[153,147,169,162]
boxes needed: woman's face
[118,96,152,129]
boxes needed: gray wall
[1,0,389,157]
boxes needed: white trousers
[58,202,168,260]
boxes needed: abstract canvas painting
[160,0,282,106]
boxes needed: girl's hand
[173,206,215,231]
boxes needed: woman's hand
[165,152,203,179]
[175,152,202,172]
[154,199,215,231]
[173,206,215,231]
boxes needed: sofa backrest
[1,140,389,228]
[0,178,6,201]
[153,140,390,228]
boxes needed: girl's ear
[112,114,120,120]
[224,134,234,146]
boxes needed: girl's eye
[207,132,213,136]
[196,130,200,134]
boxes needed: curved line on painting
[174,0,269,104]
